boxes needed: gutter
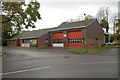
[49,26,86,32]
[8,37,37,40]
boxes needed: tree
[114,19,120,42]
[116,19,120,34]
[100,18,109,33]
[1,0,41,32]
[96,6,109,33]
[1,15,13,45]
[1,0,41,45]
[66,14,95,23]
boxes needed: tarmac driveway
[2,47,119,78]
[2,47,70,61]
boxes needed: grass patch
[68,46,119,54]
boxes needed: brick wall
[7,40,17,47]
[86,20,104,46]
[37,33,50,48]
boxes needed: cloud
[40,0,119,2]
[26,1,118,31]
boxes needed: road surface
[1,47,118,78]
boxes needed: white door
[53,43,64,47]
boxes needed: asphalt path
[2,47,118,78]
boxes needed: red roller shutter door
[52,32,63,39]
[52,32,64,47]
[67,30,82,47]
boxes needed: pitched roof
[50,19,96,31]
[10,28,53,40]
[10,19,96,40]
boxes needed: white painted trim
[0,66,51,76]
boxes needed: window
[45,39,48,44]
[68,38,83,43]
[53,39,63,43]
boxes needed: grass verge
[67,46,119,54]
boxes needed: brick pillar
[63,31,67,47]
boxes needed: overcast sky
[24,0,119,33]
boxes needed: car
[105,42,115,46]
[113,42,120,46]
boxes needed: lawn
[68,46,119,54]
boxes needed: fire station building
[7,19,104,48]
